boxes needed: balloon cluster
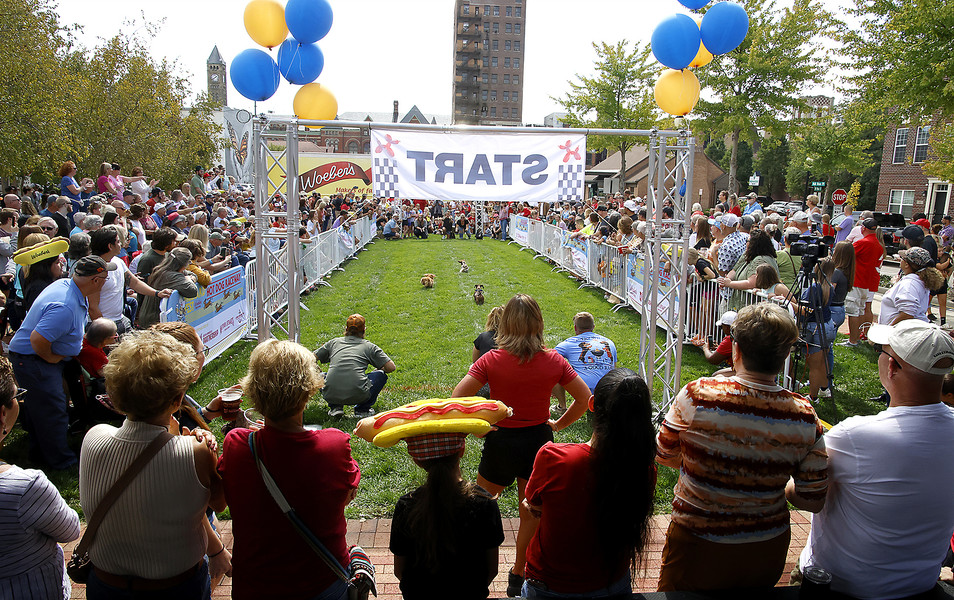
[650,0,749,117]
[230,0,338,121]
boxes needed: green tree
[554,40,657,190]
[694,0,835,193]
[63,31,224,189]
[0,0,75,179]
[705,137,726,166]
[753,136,790,199]
[786,104,874,205]
[925,122,954,184]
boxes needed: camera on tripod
[788,233,829,269]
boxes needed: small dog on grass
[458,260,469,273]
[421,273,436,288]
[474,284,485,305]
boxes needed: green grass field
[1,235,889,519]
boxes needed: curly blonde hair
[241,340,324,421]
[104,330,199,420]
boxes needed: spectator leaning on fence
[656,302,828,592]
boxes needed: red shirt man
[853,220,884,292]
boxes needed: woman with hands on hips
[451,293,592,597]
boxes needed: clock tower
[207,46,227,106]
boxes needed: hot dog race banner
[625,247,682,317]
[370,128,585,204]
[563,235,589,276]
[267,154,373,197]
[161,266,249,362]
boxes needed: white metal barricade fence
[246,217,375,339]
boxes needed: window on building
[493,22,499,33]
[482,56,489,67]
[505,40,511,50]
[462,23,469,31]
[512,91,519,102]
[326,139,338,150]
[481,90,488,100]
[505,23,512,33]
[490,107,497,117]
[513,57,520,68]
[482,73,489,83]
[492,57,498,67]
[893,127,908,164]
[364,142,371,153]
[484,21,489,30]
[503,91,509,101]
[915,125,931,163]
[504,57,511,68]
[348,141,359,153]
[512,108,519,119]
[493,5,499,16]
[492,40,498,50]
[491,73,497,83]
[491,90,497,100]
[502,108,509,117]
[513,75,519,84]
[515,23,521,33]
[485,5,491,15]
[516,6,522,16]
[889,189,915,218]
[503,74,510,84]
[514,40,520,51]
[461,39,469,47]
[462,4,469,14]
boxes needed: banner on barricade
[511,216,529,245]
[627,253,645,306]
[563,235,589,275]
[161,266,249,362]
[369,127,585,204]
[338,225,355,256]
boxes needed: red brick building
[877,123,952,221]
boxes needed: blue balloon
[651,14,701,71]
[230,49,280,102]
[679,0,710,8]
[701,2,750,55]
[679,180,687,197]
[285,0,333,44]
[277,39,325,85]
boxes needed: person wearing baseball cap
[878,247,944,326]
[7,254,115,469]
[691,310,737,371]
[742,192,762,216]
[799,319,954,600]
[315,314,396,418]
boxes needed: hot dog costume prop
[354,397,512,460]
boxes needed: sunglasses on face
[873,343,902,369]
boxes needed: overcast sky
[55,0,845,124]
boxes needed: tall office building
[452,0,526,126]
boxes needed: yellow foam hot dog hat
[13,237,70,266]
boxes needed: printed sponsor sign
[161,266,248,362]
[267,154,374,197]
[511,215,529,245]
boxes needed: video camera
[788,233,829,271]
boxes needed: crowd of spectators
[4,163,954,600]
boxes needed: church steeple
[207,46,227,106]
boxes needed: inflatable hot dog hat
[354,397,512,449]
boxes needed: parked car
[873,212,906,257]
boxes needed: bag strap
[248,432,350,584]
[74,431,174,557]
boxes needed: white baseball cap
[716,310,738,328]
[623,200,639,213]
[867,320,954,375]
[792,211,809,223]
[721,214,740,228]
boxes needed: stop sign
[832,188,848,205]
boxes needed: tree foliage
[924,122,954,184]
[753,136,790,199]
[844,0,954,122]
[694,0,836,193]
[0,0,223,188]
[554,40,658,188]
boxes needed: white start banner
[370,127,586,204]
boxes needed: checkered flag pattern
[558,164,584,202]
[373,157,400,199]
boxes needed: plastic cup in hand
[218,387,243,421]
[244,408,265,431]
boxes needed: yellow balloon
[690,41,713,68]
[294,83,338,122]
[654,69,701,116]
[244,0,288,49]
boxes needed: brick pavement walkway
[65,512,812,599]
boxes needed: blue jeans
[329,370,387,413]
[87,559,211,600]
[500,218,509,240]
[827,305,846,386]
[805,320,835,356]
[10,353,76,469]
[522,574,630,598]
